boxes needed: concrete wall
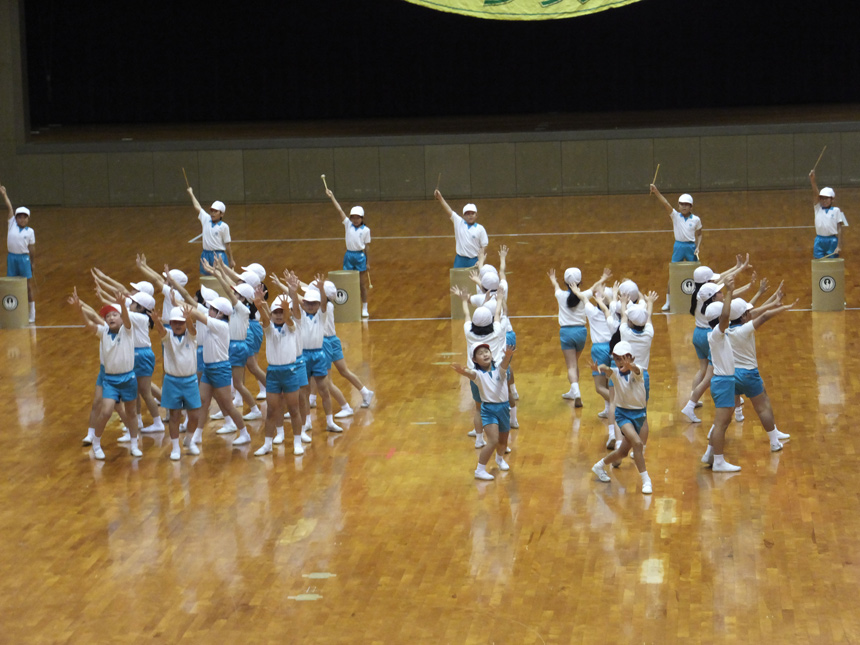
[1,1,858,208]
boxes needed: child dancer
[2,184,36,323]
[809,170,849,258]
[590,341,652,494]
[452,344,516,481]
[70,287,142,459]
[325,188,372,318]
[152,307,201,460]
[187,185,235,274]
[434,189,488,268]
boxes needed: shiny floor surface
[1,188,858,643]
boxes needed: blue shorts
[266,362,308,394]
[323,335,345,363]
[814,235,838,259]
[343,250,367,272]
[6,252,32,279]
[481,401,511,433]
[246,320,263,355]
[693,326,711,360]
[196,346,204,373]
[559,325,587,351]
[505,330,517,348]
[590,342,610,375]
[672,241,697,262]
[134,347,155,378]
[711,374,736,408]
[103,371,138,403]
[453,254,478,268]
[734,367,765,399]
[201,360,232,389]
[96,364,105,388]
[162,373,202,410]
[200,250,229,275]
[615,406,647,434]
[229,339,248,367]
[303,348,330,378]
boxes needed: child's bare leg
[478,425,499,466]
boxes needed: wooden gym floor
[0,187,858,644]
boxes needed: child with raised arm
[650,183,702,311]
[452,344,516,481]
[2,183,36,323]
[325,188,372,318]
[152,306,200,461]
[253,276,309,457]
[434,189,488,268]
[809,169,848,258]
[590,341,652,495]
[186,185,235,274]
[70,287,142,460]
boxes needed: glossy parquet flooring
[1,188,858,643]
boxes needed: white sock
[258,380,266,391]
[192,428,203,443]
[571,383,581,398]
[302,417,312,431]
[151,417,164,429]
[510,407,518,424]
[263,436,273,450]
[92,436,101,450]
[326,414,334,425]
[767,429,779,443]
[640,470,651,483]
[131,437,139,451]
[608,424,615,436]
[360,386,370,396]
[29,302,35,320]
[251,405,260,414]
[713,454,726,468]
[476,462,487,473]
[603,401,610,413]
[596,458,606,468]
[683,400,695,411]
[86,427,95,440]
[293,435,302,450]
[511,384,519,397]
[171,438,180,452]
[275,425,284,437]
[309,394,317,406]
[137,414,143,427]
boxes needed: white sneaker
[326,422,343,433]
[300,431,312,444]
[707,425,714,440]
[254,444,272,456]
[232,394,242,408]
[642,481,653,495]
[505,445,512,454]
[681,405,702,423]
[361,308,370,318]
[474,469,494,481]
[82,435,94,446]
[334,405,354,419]
[701,448,714,465]
[309,397,317,409]
[605,436,616,450]
[130,446,143,458]
[294,442,305,456]
[232,431,252,446]
[216,418,238,434]
[713,460,741,472]
[770,441,784,453]
[243,408,263,421]
[179,420,188,433]
[256,390,267,400]
[170,450,181,461]
[597,409,609,419]
[274,432,285,445]
[475,436,486,449]
[187,442,200,456]
[510,419,519,429]
[561,391,576,400]
[284,412,291,420]
[93,446,105,460]
[661,301,670,312]
[734,406,744,422]
[495,456,510,471]
[361,390,374,408]
[141,422,164,434]
[775,429,791,440]
[467,429,477,437]
[592,462,610,483]
[210,411,225,420]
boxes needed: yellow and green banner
[403,0,646,20]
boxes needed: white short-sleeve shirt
[727,321,758,370]
[474,366,509,404]
[198,209,231,251]
[300,310,325,350]
[620,322,654,370]
[203,317,230,364]
[670,210,702,243]
[814,203,849,237]
[451,213,488,259]
[229,301,250,341]
[162,330,198,377]
[555,289,587,327]
[97,324,135,374]
[264,322,300,366]
[708,325,735,376]
[584,302,612,343]
[610,365,647,410]
[344,220,371,252]
[129,311,152,349]
[7,218,35,254]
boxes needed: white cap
[627,306,648,326]
[602,287,613,302]
[479,264,498,277]
[349,206,365,217]
[471,306,493,327]
[705,301,724,322]
[618,280,639,301]
[210,200,226,213]
[730,298,752,320]
[697,282,724,302]
[169,307,186,322]
[239,271,261,288]
[130,291,156,311]
[211,297,233,316]
[233,283,255,302]
[463,203,477,214]
[129,280,155,296]
[162,269,188,287]
[819,187,835,198]
[14,207,30,216]
[271,295,290,311]
[610,301,622,317]
[481,273,500,291]
[241,263,266,281]
[612,341,634,358]
[693,266,720,283]
[563,267,581,286]
[302,289,321,303]
[200,285,218,303]
[679,194,693,205]
[323,280,338,301]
